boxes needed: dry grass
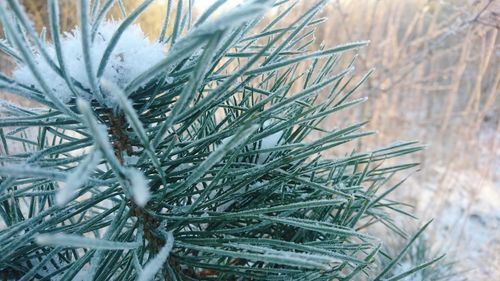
[308,0,499,279]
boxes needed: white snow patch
[256,120,283,164]
[56,149,102,206]
[26,257,89,281]
[249,180,267,189]
[219,120,283,164]
[137,231,174,281]
[123,155,140,166]
[126,167,151,208]
[12,21,167,104]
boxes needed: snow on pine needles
[12,21,166,105]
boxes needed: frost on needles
[0,0,441,280]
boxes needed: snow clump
[13,21,166,104]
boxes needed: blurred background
[0,0,498,279]
[314,1,499,279]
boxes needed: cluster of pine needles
[0,0,444,280]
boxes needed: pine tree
[0,0,441,280]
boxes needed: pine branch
[0,0,444,280]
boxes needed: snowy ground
[403,166,500,280]
[396,121,500,280]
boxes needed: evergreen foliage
[0,0,441,280]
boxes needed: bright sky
[197,0,217,9]
[193,0,244,12]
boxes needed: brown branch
[103,110,175,277]
[104,110,200,279]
